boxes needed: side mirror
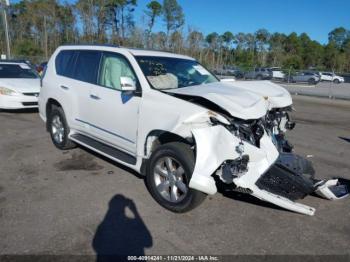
[120,77,137,92]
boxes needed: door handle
[90,94,101,100]
[60,85,69,90]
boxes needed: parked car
[244,67,272,80]
[318,72,344,84]
[0,60,41,109]
[269,67,285,80]
[290,71,320,85]
[39,45,347,215]
[215,66,244,79]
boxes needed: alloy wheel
[51,115,65,144]
[153,157,189,203]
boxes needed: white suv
[39,45,346,215]
[319,72,345,84]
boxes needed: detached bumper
[0,94,39,109]
[189,125,350,216]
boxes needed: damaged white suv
[39,45,348,215]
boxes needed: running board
[70,133,137,165]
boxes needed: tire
[333,79,340,84]
[308,78,316,85]
[48,106,76,150]
[146,142,207,213]
[256,75,263,80]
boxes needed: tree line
[1,0,350,72]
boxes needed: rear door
[69,50,102,133]
[54,50,80,128]
[295,72,305,82]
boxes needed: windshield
[135,56,218,90]
[0,64,39,79]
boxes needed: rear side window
[55,50,77,77]
[74,51,101,84]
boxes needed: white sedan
[0,61,41,109]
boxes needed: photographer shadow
[92,194,153,261]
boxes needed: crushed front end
[189,109,349,216]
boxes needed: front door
[87,51,141,155]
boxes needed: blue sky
[134,0,350,44]
[10,0,350,44]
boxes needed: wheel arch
[140,130,194,176]
[145,130,193,155]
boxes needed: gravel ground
[0,95,349,258]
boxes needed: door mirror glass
[120,77,137,92]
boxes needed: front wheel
[48,106,76,150]
[333,79,340,84]
[146,142,207,213]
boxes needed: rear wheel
[146,142,207,213]
[48,106,76,150]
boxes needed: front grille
[22,102,38,106]
[23,92,39,97]
[256,164,314,201]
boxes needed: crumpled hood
[164,82,268,120]
[226,80,292,109]
[0,78,41,94]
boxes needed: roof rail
[61,43,120,48]
[123,46,175,54]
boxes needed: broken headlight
[265,107,295,135]
[228,119,265,147]
[208,111,265,147]
[208,111,231,125]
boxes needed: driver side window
[98,53,136,91]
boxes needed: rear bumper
[0,94,39,109]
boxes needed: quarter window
[55,50,77,78]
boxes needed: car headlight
[0,87,17,96]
